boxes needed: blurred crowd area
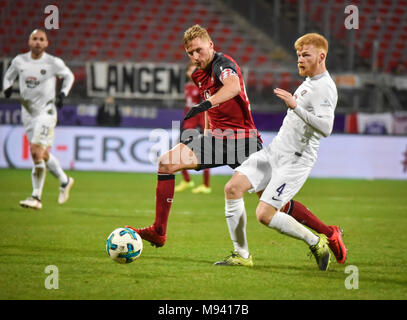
[1,0,407,134]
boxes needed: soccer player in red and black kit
[126,25,346,266]
[175,62,211,194]
[126,24,262,247]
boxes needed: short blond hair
[295,33,328,54]
[183,24,211,46]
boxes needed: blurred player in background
[2,29,75,209]
[175,61,211,194]
[216,33,346,270]
[96,95,121,127]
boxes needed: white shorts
[235,145,313,210]
[22,110,57,148]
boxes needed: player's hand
[3,87,12,98]
[274,88,297,109]
[55,92,65,109]
[184,100,212,120]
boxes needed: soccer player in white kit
[216,33,337,271]
[2,29,75,210]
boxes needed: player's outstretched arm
[184,75,240,120]
[184,100,211,120]
[207,75,240,106]
[274,88,297,109]
[274,87,334,137]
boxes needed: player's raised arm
[274,87,335,137]
[207,73,241,106]
[293,90,335,137]
[184,75,241,120]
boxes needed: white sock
[225,198,250,259]
[268,211,319,246]
[46,153,68,185]
[32,160,46,199]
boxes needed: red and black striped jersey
[191,52,259,139]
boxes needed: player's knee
[43,149,50,162]
[224,180,243,199]
[157,155,178,174]
[256,205,273,226]
[158,162,174,174]
[30,145,44,162]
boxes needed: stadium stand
[0,0,303,104]
[1,0,406,113]
[1,0,282,66]
[285,0,407,73]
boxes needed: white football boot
[58,177,74,204]
[20,196,42,210]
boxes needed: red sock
[153,174,175,236]
[282,200,333,237]
[181,170,190,182]
[203,169,210,187]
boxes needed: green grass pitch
[0,168,406,300]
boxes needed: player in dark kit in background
[175,61,211,194]
[126,26,346,266]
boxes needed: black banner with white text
[86,62,187,99]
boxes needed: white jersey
[3,52,74,117]
[270,71,337,165]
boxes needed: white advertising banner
[0,126,406,180]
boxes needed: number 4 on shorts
[276,183,286,196]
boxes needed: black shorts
[182,132,263,170]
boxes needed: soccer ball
[106,227,143,264]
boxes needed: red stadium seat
[106,50,116,59]
[156,52,167,60]
[112,41,121,49]
[240,55,251,64]
[194,18,203,25]
[140,51,150,60]
[72,49,81,57]
[227,45,238,55]
[278,73,292,91]
[395,42,405,51]
[261,72,274,87]
[256,55,267,65]
[145,42,155,50]
[173,52,184,61]
[247,71,258,88]
[3,46,11,55]
[123,51,133,59]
